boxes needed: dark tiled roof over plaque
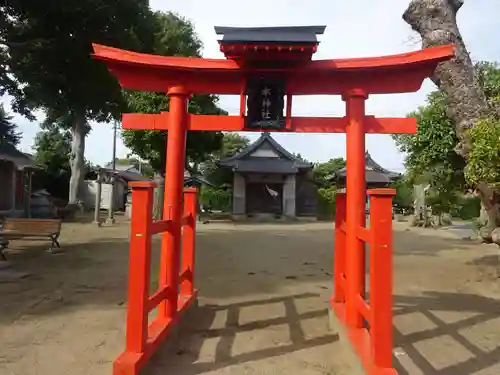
[214,26,326,45]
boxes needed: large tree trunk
[68,118,86,205]
[403,0,500,244]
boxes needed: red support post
[333,192,346,303]
[343,89,368,329]
[180,188,198,297]
[123,182,155,354]
[368,188,396,369]
[159,86,189,321]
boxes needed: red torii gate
[92,25,454,375]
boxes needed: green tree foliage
[462,61,500,188]
[32,126,72,199]
[392,177,414,213]
[393,90,465,213]
[450,195,481,221]
[312,157,346,187]
[122,12,226,174]
[393,91,466,192]
[122,93,226,172]
[476,61,500,112]
[0,105,20,146]
[198,133,251,211]
[150,11,202,57]
[393,62,500,215]
[203,133,250,186]
[2,0,153,203]
[465,118,500,186]
[3,0,152,120]
[199,186,233,212]
[216,133,250,159]
[34,126,71,172]
[312,158,346,219]
[317,186,337,219]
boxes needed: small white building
[83,179,126,210]
[82,164,151,211]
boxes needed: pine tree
[0,105,20,146]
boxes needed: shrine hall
[219,132,401,220]
[218,132,317,220]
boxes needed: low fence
[113,181,198,375]
[332,188,396,374]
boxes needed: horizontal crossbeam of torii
[122,113,417,134]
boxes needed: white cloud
[9,0,500,170]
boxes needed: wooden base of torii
[91,39,454,375]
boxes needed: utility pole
[112,121,117,172]
[107,120,118,224]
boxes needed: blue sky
[6,0,499,171]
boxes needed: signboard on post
[245,76,285,130]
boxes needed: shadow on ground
[143,293,339,375]
[1,222,499,375]
[393,291,500,375]
[0,223,490,322]
[0,224,337,324]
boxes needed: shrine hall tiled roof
[334,151,401,184]
[218,132,312,174]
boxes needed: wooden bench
[0,218,62,260]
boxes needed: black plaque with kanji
[245,77,285,130]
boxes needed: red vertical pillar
[124,181,155,353]
[368,188,395,368]
[180,187,198,297]
[343,89,368,329]
[333,192,346,303]
[159,86,189,320]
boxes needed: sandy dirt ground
[1,217,500,375]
